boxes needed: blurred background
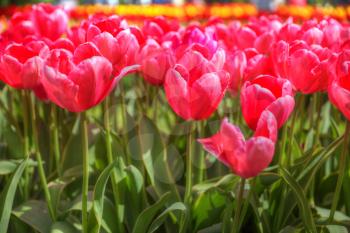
[0,0,349,8]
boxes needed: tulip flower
[224,50,246,95]
[241,75,295,130]
[138,39,175,85]
[272,40,337,94]
[164,47,229,120]
[31,3,68,41]
[68,16,140,77]
[198,112,277,178]
[0,39,49,98]
[41,49,115,112]
[328,50,350,121]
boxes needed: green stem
[328,121,350,222]
[313,93,322,150]
[231,178,246,233]
[104,99,124,233]
[184,122,194,204]
[278,124,288,167]
[21,91,30,200]
[196,121,205,184]
[29,94,56,221]
[285,100,299,166]
[51,105,61,177]
[81,112,89,233]
[119,84,130,165]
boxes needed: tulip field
[1,3,350,233]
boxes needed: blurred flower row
[2,3,350,21]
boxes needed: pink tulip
[198,113,277,178]
[241,75,295,130]
[164,47,229,120]
[224,50,247,95]
[287,45,336,93]
[0,39,48,90]
[41,49,115,112]
[138,39,175,85]
[328,50,350,120]
[31,3,68,40]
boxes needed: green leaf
[326,225,348,233]
[12,200,52,233]
[192,174,238,193]
[193,190,226,231]
[280,168,317,233]
[124,165,145,228]
[0,160,17,175]
[50,222,79,233]
[0,158,28,233]
[148,202,187,233]
[132,192,171,233]
[89,160,117,233]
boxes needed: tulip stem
[328,121,350,222]
[21,91,30,200]
[231,178,246,233]
[29,94,56,221]
[104,99,124,233]
[286,96,299,166]
[196,121,205,184]
[184,121,194,204]
[51,105,61,177]
[81,112,89,233]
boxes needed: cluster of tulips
[1,3,350,233]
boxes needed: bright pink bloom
[5,12,36,42]
[31,3,68,40]
[328,50,350,120]
[41,49,115,112]
[287,45,336,93]
[241,75,295,130]
[138,39,175,85]
[68,16,140,76]
[0,39,48,90]
[244,50,275,81]
[142,16,179,42]
[224,50,246,95]
[272,40,336,93]
[198,113,277,178]
[164,48,229,120]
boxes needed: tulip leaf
[0,160,18,175]
[280,168,317,233]
[50,221,79,233]
[88,160,117,233]
[12,200,52,233]
[193,190,226,231]
[0,158,28,233]
[148,202,187,233]
[123,165,145,229]
[132,192,171,233]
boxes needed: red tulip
[0,39,48,90]
[139,39,175,85]
[164,48,229,120]
[142,16,179,43]
[31,3,68,41]
[328,50,350,120]
[5,12,36,42]
[224,50,246,95]
[287,45,336,93]
[277,23,301,43]
[68,17,140,77]
[241,75,295,130]
[198,113,277,178]
[244,50,275,81]
[41,49,114,112]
